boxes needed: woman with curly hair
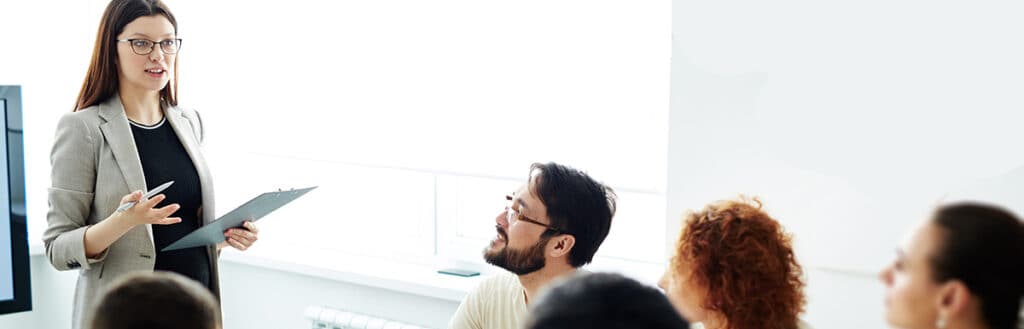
[658,197,810,329]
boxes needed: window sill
[29,242,478,302]
[29,242,666,302]
[218,246,481,303]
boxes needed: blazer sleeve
[42,112,107,271]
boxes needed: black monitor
[0,85,30,315]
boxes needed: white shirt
[448,272,529,329]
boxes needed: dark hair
[526,272,689,329]
[76,0,178,111]
[529,162,616,267]
[88,271,220,329]
[930,203,1024,329]
[673,197,805,329]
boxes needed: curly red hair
[671,197,805,329]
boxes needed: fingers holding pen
[116,192,181,226]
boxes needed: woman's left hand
[218,221,259,251]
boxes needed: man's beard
[483,228,550,275]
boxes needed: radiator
[304,305,434,329]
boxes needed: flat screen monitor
[0,85,30,315]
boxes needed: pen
[116,181,174,212]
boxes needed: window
[174,0,671,269]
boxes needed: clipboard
[162,186,317,252]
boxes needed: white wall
[668,0,1024,275]
[668,1,1024,329]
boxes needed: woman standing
[42,1,258,328]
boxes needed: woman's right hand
[81,191,182,259]
[115,190,182,227]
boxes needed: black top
[130,117,211,291]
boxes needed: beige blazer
[42,95,219,329]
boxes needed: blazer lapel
[97,95,154,243]
[165,105,215,225]
[97,96,148,197]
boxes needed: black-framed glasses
[118,38,182,55]
[505,194,566,235]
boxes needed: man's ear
[936,280,972,321]
[548,234,576,259]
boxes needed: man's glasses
[118,38,182,55]
[505,194,566,235]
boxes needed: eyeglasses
[505,194,566,235]
[118,38,182,55]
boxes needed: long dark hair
[931,203,1024,329]
[75,0,178,111]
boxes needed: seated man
[448,162,617,329]
[88,271,221,329]
[525,272,690,329]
